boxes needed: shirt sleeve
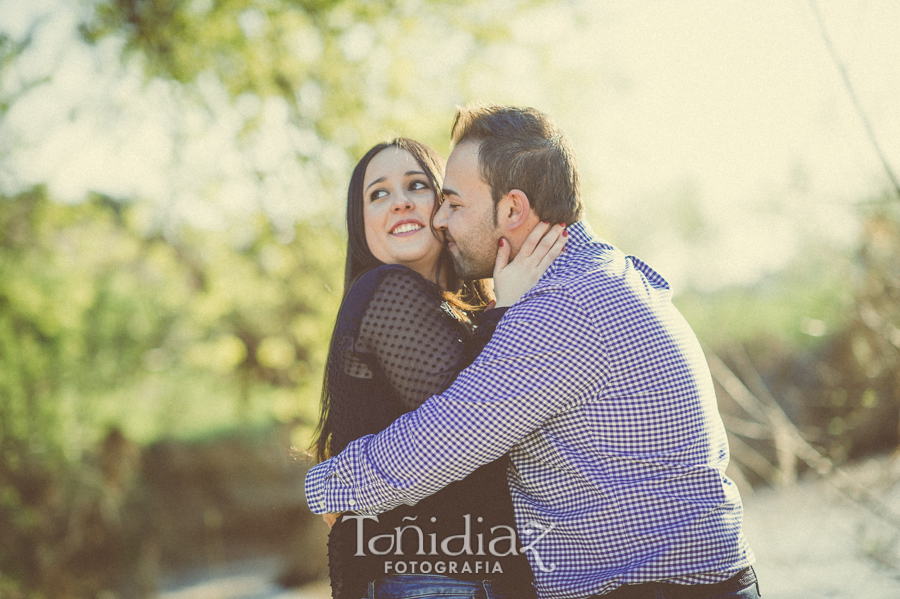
[305,286,611,515]
[325,265,467,455]
[354,267,466,411]
[323,268,397,457]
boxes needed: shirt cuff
[304,459,336,514]
[305,456,375,514]
[305,439,400,516]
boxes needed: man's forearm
[305,399,501,515]
[305,432,411,516]
[305,294,605,515]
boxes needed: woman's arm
[319,265,464,526]
[357,222,568,409]
[355,267,466,411]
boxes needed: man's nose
[433,200,449,230]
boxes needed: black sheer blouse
[324,264,535,599]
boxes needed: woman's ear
[497,189,533,232]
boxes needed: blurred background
[0,0,898,597]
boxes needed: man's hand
[493,222,567,307]
[322,513,341,529]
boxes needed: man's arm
[306,287,609,515]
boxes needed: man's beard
[447,211,499,281]
[450,241,496,281]
[452,256,491,281]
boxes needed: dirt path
[156,557,330,599]
[742,463,900,598]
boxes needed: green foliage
[811,201,900,458]
[0,187,343,594]
[693,197,900,476]
[78,0,547,159]
[674,244,854,350]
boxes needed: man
[306,104,758,599]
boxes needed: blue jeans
[367,574,516,599]
[367,573,759,599]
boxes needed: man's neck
[504,215,543,260]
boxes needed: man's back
[469,221,754,597]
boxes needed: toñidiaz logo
[341,514,557,574]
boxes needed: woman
[313,138,565,599]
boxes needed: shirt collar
[564,220,597,248]
[539,220,597,282]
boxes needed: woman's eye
[410,180,429,191]
[369,189,388,201]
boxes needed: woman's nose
[391,192,413,211]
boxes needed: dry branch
[707,347,900,531]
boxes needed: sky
[0,0,898,290]
[552,1,900,287]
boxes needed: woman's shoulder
[343,265,441,312]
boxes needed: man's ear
[497,189,534,232]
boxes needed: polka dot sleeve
[352,266,469,411]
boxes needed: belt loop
[367,579,375,599]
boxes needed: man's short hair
[450,103,584,224]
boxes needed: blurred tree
[0,187,343,595]
[1,1,564,593]
[77,0,551,164]
[704,197,900,488]
[812,200,900,459]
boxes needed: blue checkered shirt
[306,221,754,598]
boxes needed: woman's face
[362,146,444,280]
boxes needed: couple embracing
[308,103,758,599]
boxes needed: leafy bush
[0,188,343,595]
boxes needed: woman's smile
[363,146,444,280]
[390,220,425,236]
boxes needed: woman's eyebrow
[364,177,385,193]
[364,171,427,193]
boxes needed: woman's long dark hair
[313,138,492,462]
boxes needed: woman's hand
[323,513,342,529]
[492,222,567,308]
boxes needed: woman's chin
[388,248,442,268]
